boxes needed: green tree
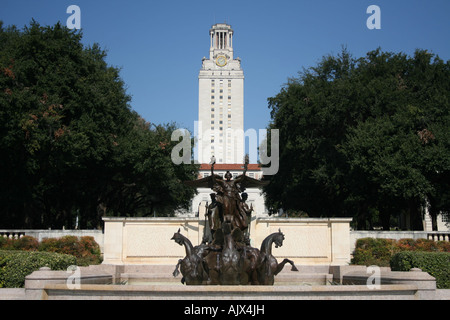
[265,48,450,230]
[0,21,198,229]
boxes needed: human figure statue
[211,168,247,230]
[240,192,253,239]
[206,193,222,236]
[177,156,299,286]
[184,155,268,234]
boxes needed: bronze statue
[171,229,208,285]
[174,156,298,286]
[206,193,222,236]
[184,155,267,233]
[257,229,299,285]
[218,224,243,285]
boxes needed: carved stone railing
[427,231,450,241]
[0,230,26,239]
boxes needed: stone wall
[102,217,353,265]
[0,229,104,253]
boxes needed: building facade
[197,23,245,164]
[187,23,267,218]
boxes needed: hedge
[390,251,450,289]
[0,250,77,288]
[0,235,102,266]
[351,238,450,267]
[38,236,102,266]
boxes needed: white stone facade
[197,23,244,164]
[102,217,353,265]
[189,164,267,219]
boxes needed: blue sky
[2,0,450,134]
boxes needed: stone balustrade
[0,230,26,239]
[427,231,450,241]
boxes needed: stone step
[98,264,334,285]
[117,264,329,274]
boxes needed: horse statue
[218,223,243,285]
[257,229,298,285]
[171,229,209,285]
[239,244,262,285]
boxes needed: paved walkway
[435,289,450,300]
[1,288,449,300]
[0,288,26,300]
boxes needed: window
[443,212,450,222]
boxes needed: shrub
[351,238,398,267]
[390,251,450,289]
[13,236,39,251]
[0,236,39,251]
[1,235,102,266]
[352,237,450,267]
[0,250,77,288]
[0,237,8,248]
[39,236,102,266]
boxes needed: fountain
[20,156,439,299]
[174,156,298,285]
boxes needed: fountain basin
[23,264,437,300]
[41,283,419,300]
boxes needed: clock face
[216,55,227,67]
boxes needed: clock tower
[197,23,244,164]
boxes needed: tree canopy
[0,21,198,229]
[264,47,450,230]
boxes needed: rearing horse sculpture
[171,229,208,285]
[257,229,298,285]
[218,223,243,285]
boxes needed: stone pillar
[102,218,124,265]
[330,219,351,265]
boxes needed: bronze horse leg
[274,258,299,275]
[173,259,182,277]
